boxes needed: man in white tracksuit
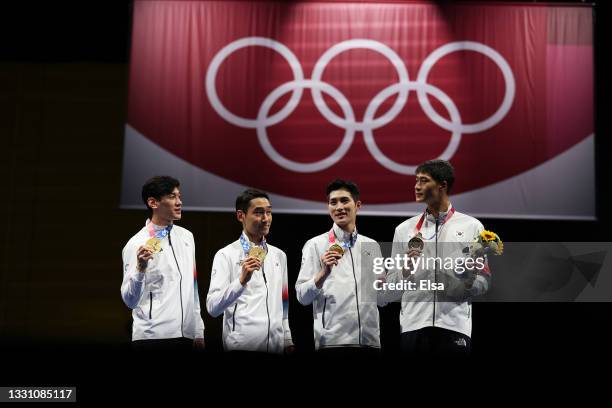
[296,179,387,354]
[121,176,205,350]
[207,189,293,353]
[386,160,491,355]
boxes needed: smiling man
[206,189,293,354]
[121,176,205,351]
[386,160,491,356]
[296,179,386,355]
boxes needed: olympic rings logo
[206,37,515,174]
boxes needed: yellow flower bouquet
[469,230,504,257]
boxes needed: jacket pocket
[322,298,327,329]
[149,292,153,319]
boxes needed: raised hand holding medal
[408,232,424,251]
[321,249,342,274]
[248,246,266,263]
[408,230,425,253]
[137,222,172,272]
[136,245,154,272]
[239,232,267,286]
[145,237,162,254]
[328,243,345,256]
[321,228,352,274]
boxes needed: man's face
[238,197,272,238]
[328,189,361,228]
[414,172,444,204]
[150,187,182,221]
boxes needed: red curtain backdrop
[122,1,594,218]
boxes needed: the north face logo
[455,338,467,347]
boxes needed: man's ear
[355,200,362,211]
[236,210,245,223]
[147,197,159,210]
[440,181,448,193]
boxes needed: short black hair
[141,176,180,216]
[326,179,360,202]
[415,160,455,193]
[235,189,270,213]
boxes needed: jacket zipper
[232,304,237,331]
[433,218,438,327]
[168,233,184,337]
[322,298,327,328]
[262,264,270,353]
[149,292,153,319]
[349,248,362,346]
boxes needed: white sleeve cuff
[306,277,322,297]
[229,277,246,297]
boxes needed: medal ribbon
[328,227,358,250]
[239,231,267,257]
[412,206,456,241]
[147,220,172,239]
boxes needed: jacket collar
[332,223,358,247]
[425,202,454,224]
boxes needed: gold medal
[145,237,162,253]
[248,246,266,262]
[328,243,345,255]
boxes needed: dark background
[0,0,610,397]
